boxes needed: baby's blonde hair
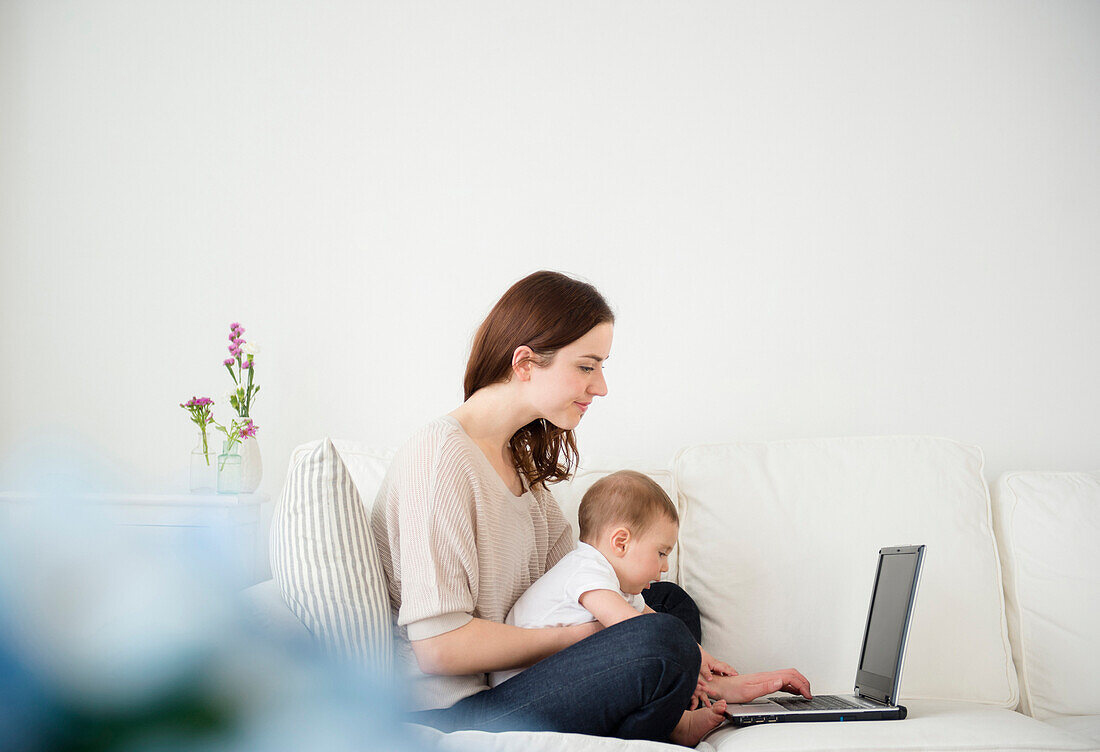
[578,470,678,545]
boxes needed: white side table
[0,492,272,588]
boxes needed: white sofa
[245,435,1100,752]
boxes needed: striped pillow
[269,437,392,672]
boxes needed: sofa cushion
[991,471,1100,720]
[269,438,392,671]
[407,723,686,751]
[1046,715,1100,746]
[406,703,1098,752]
[240,578,313,643]
[550,461,680,583]
[704,700,1097,751]
[675,436,1018,707]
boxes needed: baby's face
[615,517,678,594]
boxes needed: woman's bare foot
[669,700,727,747]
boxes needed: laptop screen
[854,546,924,704]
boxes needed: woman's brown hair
[464,270,614,489]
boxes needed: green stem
[219,437,239,471]
[245,365,254,415]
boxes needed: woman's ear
[608,527,631,557]
[512,345,535,381]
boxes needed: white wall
[2,1,1098,502]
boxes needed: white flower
[241,342,261,356]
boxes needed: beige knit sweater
[370,415,574,711]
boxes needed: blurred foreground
[0,459,425,752]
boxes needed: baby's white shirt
[489,541,646,687]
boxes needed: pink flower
[223,358,234,366]
[230,322,241,330]
[241,359,251,369]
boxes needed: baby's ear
[609,526,631,556]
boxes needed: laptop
[723,544,926,725]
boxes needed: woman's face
[528,322,613,430]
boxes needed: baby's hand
[699,645,738,680]
[689,678,715,710]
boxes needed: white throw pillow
[675,436,1018,706]
[270,438,392,672]
[991,471,1100,720]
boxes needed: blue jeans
[411,588,702,742]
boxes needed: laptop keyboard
[771,695,864,711]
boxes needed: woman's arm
[411,617,600,676]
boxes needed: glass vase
[217,440,243,495]
[230,414,263,493]
[189,429,216,493]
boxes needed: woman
[370,271,809,744]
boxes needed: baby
[491,470,733,746]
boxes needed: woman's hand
[699,669,812,704]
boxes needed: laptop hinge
[855,687,890,706]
